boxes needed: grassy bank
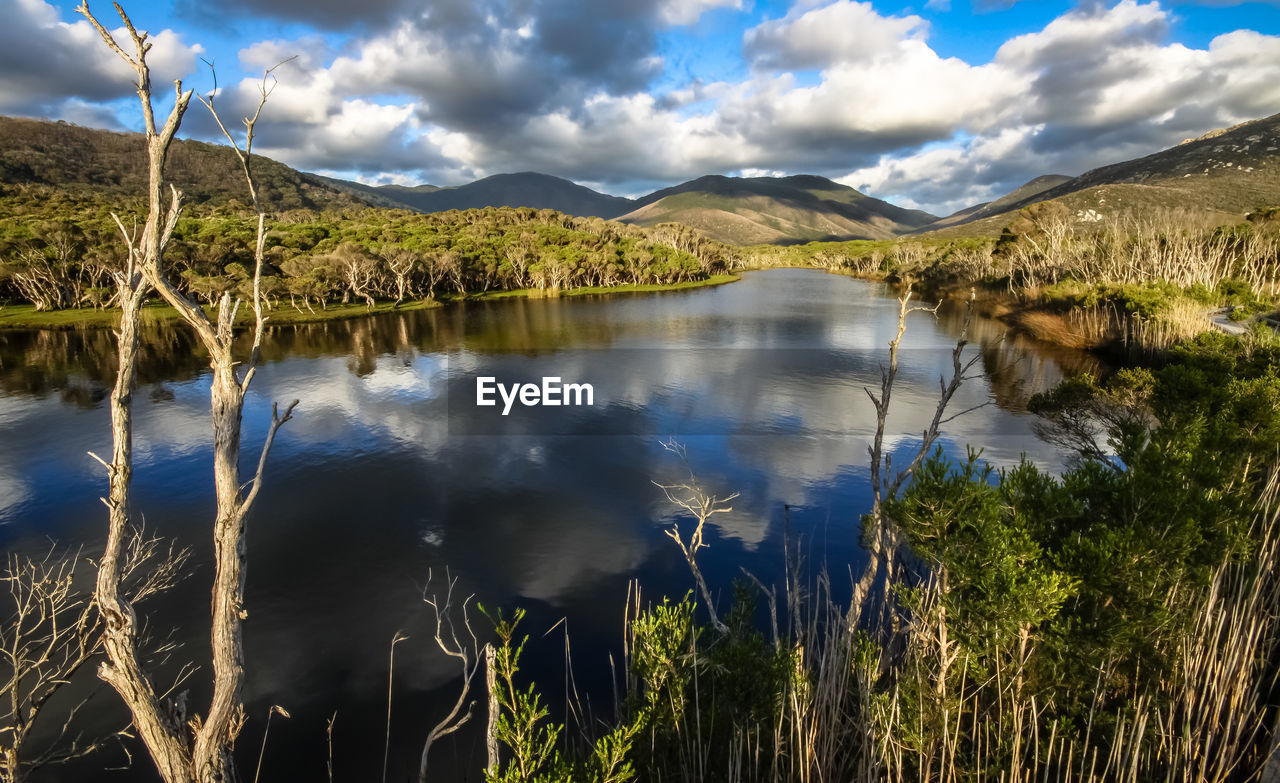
[0,275,741,331]
[0,298,443,330]
[447,273,740,301]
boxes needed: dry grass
[638,464,1280,783]
[1063,299,1214,357]
[1010,309,1098,349]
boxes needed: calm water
[0,270,1098,781]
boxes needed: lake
[0,269,1099,781]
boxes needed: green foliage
[479,606,565,783]
[889,450,1075,653]
[1029,336,1272,689]
[1040,279,1204,317]
[865,333,1279,770]
[480,605,643,783]
[621,588,794,781]
[627,593,699,731]
[0,188,739,312]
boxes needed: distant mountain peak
[920,110,1280,237]
[619,173,936,245]
[318,170,636,218]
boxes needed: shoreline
[0,268,1241,363]
[755,265,1200,359]
[0,274,742,331]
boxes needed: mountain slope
[925,175,1072,231]
[983,174,1074,214]
[305,174,440,210]
[0,116,371,212]
[928,112,1280,236]
[350,172,637,217]
[618,174,937,245]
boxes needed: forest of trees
[0,186,740,313]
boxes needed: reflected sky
[0,269,1101,781]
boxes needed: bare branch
[654,442,737,634]
[852,287,983,630]
[418,569,484,783]
[1,531,187,782]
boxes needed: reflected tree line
[0,291,1095,416]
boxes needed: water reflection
[0,270,1102,781]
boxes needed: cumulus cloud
[660,0,745,25]
[0,0,203,120]
[744,1,930,71]
[837,0,1280,212]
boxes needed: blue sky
[4,0,1280,214]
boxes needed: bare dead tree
[78,4,297,781]
[417,569,485,783]
[382,247,421,305]
[850,288,985,630]
[654,440,738,634]
[1,532,189,783]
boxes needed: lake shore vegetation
[748,203,1280,356]
[0,189,742,328]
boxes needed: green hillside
[926,112,1280,237]
[618,174,937,245]
[0,116,371,213]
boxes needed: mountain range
[310,170,939,242]
[924,111,1280,237]
[313,171,636,218]
[617,174,938,244]
[2,111,1278,245]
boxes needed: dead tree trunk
[850,288,983,631]
[80,5,296,782]
[98,264,196,783]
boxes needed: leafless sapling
[654,439,738,635]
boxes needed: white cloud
[744,0,930,70]
[238,37,330,73]
[660,0,744,26]
[828,0,1280,212]
[0,0,203,119]
[231,0,1280,212]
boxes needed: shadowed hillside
[928,174,1072,230]
[0,116,371,212]
[326,171,637,218]
[305,174,442,211]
